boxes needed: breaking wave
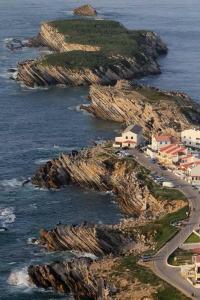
[34,158,51,165]
[0,178,23,189]
[0,207,16,227]
[7,267,31,287]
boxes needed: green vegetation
[168,248,193,266]
[184,232,200,244]
[139,206,189,252]
[49,19,146,57]
[112,254,189,300]
[149,184,187,202]
[40,19,155,68]
[41,50,117,69]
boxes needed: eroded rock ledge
[32,145,161,216]
[17,19,167,87]
[39,223,132,255]
[31,144,185,217]
[28,257,109,300]
[82,80,200,137]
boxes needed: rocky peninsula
[81,80,200,137]
[17,19,167,87]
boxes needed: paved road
[129,149,200,299]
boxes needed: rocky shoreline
[9,11,194,300]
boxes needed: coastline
[4,4,200,300]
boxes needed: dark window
[131,136,133,139]
[126,136,128,139]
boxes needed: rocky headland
[17,19,167,87]
[81,80,200,137]
[73,4,97,16]
[32,144,187,217]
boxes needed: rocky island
[73,4,97,16]
[17,19,167,87]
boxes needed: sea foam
[7,267,31,287]
[0,207,16,227]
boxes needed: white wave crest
[34,158,51,165]
[0,178,23,188]
[7,267,31,287]
[68,105,82,112]
[0,207,16,227]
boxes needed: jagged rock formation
[73,4,97,16]
[28,257,110,300]
[32,145,163,216]
[17,19,167,87]
[39,223,132,255]
[82,81,200,136]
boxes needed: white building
[113,124,143,149]
[151,134,174,151]
[187,164,200,186]
[146,134,173,159]
[181,128,200,149]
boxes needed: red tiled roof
[159,144,187,156]
[155,135,172,142]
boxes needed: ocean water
[0,0,200,299]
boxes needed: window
[131,136,133,139]
[165,141,168,144]
[126,136,128,139]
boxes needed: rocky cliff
[17,19,167,87]
[32,144,176,217]
[39,223,131,255]
[28,257,110,300]
[82,80,200,136]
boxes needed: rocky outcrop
[28,257,109,300]
[82,81,200,136]
[17,56,161,88]
[16,19,167,87]
[73,4,97,16]
[32,145,164,216]
[39,223,132,255]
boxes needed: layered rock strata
[39,223,131,255]
[17,20,167,87]
[32,145,163,216]
[82,80,200,136]
[28,258,109,300]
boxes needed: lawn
[139,206,189,252]
[184,232,200,244]
[168,248,193,266]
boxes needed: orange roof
[180,161,200,170]
[155,135,172,142]
[160,144,187,156]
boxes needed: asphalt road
[129,149,200,299]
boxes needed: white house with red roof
[151,134,174,151]
[158,144,188,165]
[146,134,174,159]
[113,124,143,149]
